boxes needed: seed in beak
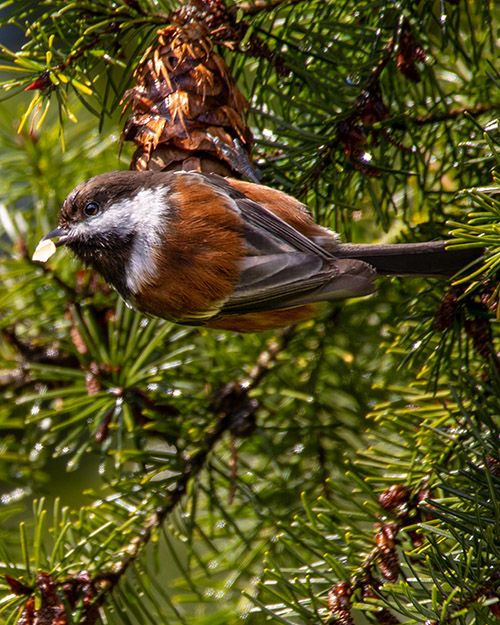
[32,238,57,262]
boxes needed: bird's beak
[32,227,70,262]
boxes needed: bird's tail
[335,241,482,278]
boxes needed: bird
[33,170,480,333]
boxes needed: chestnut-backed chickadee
[33,170,479,333]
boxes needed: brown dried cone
[396,19,426,83]
[121,3,253,176]
[375,523,400,582]
[327,581,354,625]
[15,571,101,625]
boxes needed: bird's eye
[84,201,100,217]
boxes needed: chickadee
[33,170,478,333]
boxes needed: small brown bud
[378,484,411,513]
[328,581,354,625]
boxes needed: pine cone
[122,5,252,176]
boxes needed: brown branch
[409,103,492,126]
[229,0,305,16]
[242,325,294,390]
[93,407,232,595]
[25,10,166,92]
[84,326,295,620]
[9,327,295,624]
[326,481,430,624]
[326,477,500,624]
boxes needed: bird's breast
[130,174,246,323]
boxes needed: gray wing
[202,176,377,317]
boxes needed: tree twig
[84,327,295,620]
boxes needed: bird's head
[33,170,172,297]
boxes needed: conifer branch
[84,327,294,616]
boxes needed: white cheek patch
[73,185,169,294]
[126,186,169,294]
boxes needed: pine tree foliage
[0,0,499,623]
